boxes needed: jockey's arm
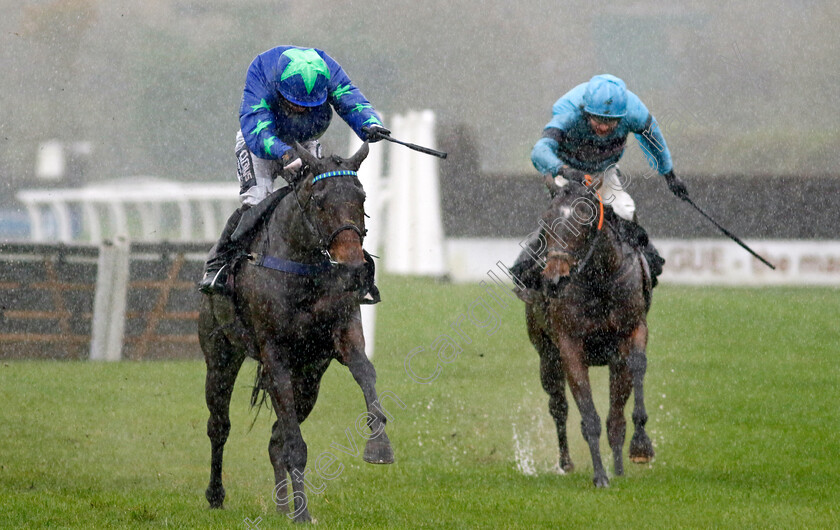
[626,98,688,198]
[531,133,564,177]
[322,53,386,142]
[624,94,673,176]
[239,54,293,161]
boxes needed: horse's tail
[247,360,270,432]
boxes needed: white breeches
[235,130,321,207]
[596,166,636,221]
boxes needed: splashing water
[512,423,537,476]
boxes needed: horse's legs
[203,342,245,509]
[268,359,328,517]
[533,330,574,473]
[555,334,609,488]
[262,349,311,523]
[628,323,655,463]
[607,348,633,477]
[267,417,288,515]
[336,309,394,464]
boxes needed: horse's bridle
[292,169,367,264]
[545,177,607,285]
[546,224,602,283]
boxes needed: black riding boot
[618,217,665,288]
[509,233,543,290]
[360,249,381,305]
[198,207,247,296]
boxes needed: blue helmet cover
[276,48,331,107]
[583,74,628,118]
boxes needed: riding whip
[681,196,776,270]
[362,126,448,159]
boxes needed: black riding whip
[362,126,448,159]
[681,196,776,270]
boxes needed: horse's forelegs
[539,351,574,473]
[346,354,395,464]
[268,419,288,515]
[628,325,654,463]
[339,311,394,465]
[204,352,244,509]
[607,355,633,476]
[265,361,311,523]
[558,340,609,488]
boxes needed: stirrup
[198,264,232,296]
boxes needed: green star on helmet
[280,48,331,94]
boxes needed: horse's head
[292,142,370,285]
[540,174,604,288]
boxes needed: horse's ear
[346,141,369,171]
[296,171,315,204]
[293,141,320,170]
[543,173,562,198]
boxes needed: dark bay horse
[518,174,655,488]
[198,142,393,522]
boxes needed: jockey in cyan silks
[198,45,390,299]
[511,73,690,288]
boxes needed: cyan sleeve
[531,136,563,176]
[633,115,673,175]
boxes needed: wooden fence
[0,241,208,360]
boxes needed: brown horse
[518,174,655,488]
[198,142,393,522]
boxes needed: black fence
[438,162,840,240]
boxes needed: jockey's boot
[198,206,247,296]
[618,217,665,288]
[509,233,543,290]
[360,249,381,305]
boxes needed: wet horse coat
[520,176,655,487]
[198,142,393,522]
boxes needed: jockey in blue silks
[513,74,690,287]
[199,46,389,297]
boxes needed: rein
[248,169,364,277]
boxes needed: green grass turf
[1,277,839,528]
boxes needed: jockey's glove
[664,171,689,200]
[557,165,587,183]
[365,124,391,141]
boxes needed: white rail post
[384,113,414,274]
[411,110,447,276]
[349,127,386,359]
[384,110,447,276]
[90,236,130,361]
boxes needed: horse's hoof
[205,486,225,509]
[560,456,574,474]
[630,435,655,463]
[293,510,312,524]
[363,432,395,464]
[593,475,610,488]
